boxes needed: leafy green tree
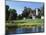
[18,14,23,20]
[37,8,41,18]
[22,6,32,18]
[8,9,17,20]
[6,5,10,20]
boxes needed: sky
[6,1,43,15]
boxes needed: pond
[6,26,44,35]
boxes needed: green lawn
[6,19,44,28]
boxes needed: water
[6,26,44,35]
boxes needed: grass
[6,18,44,28]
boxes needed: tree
[41,4,44,16]
[18,14,23,20]
[22,6,32,18]
[6,5,10,20]
[8,9,17,20]
[37,8,41,18]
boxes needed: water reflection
[6,26,44,35]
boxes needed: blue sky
[6,1,43,15]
